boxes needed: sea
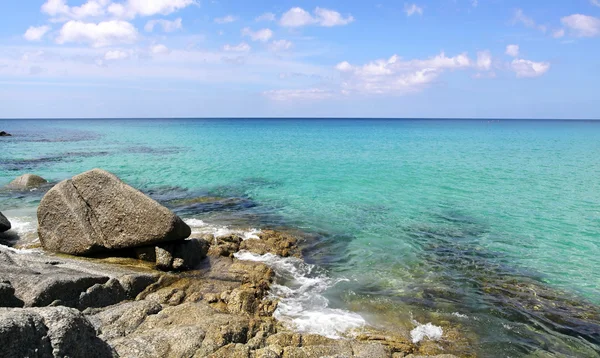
[1,118,599,357]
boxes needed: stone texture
[7,173,47,189]
[37,169,191,255]
[0,211,10,233]
[0,280,24,307]
[0,306,116,358]
[239,230,300,258]
[134,238,210,271]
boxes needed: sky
[0,0,599,119]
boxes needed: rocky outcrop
[133,238,210,271]
[0,131,11,136]
[0,306,116,358]
[7,173,47,189]
[37,169,191,256]
[0,211,10,232]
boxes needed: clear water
[1,119,599,357]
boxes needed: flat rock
[37,169,191,255]
[0,306,116,358]
[7,173,47,190]
[0,211,10,232]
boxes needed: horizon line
[2,117,600,121]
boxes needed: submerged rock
[7,173,47,190]
[0,131,11,137]
[0,306,116,358]
[0,211,10,232]
[38,169,191,256]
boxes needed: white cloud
[561,14,600,37]
[404,3,423,17]
[256,12,276,22]
[269,40,293,52]
[41,0,194,20]
[214,15,237,24]
[223,42,251,52]
[150,44,169,54]
[553,29,565,38]
[56,20,138,47]
[24,26,52,41]
[145,18,182,32]
[513,9,547,33]
[104,49,129,60]
[505,44,519,57]
[335,52,474,95]
[476,50,492,70]
[280,7,354,27]
[241,27,273,42]
[510,59,550,78]
[591,0,600,7]
[263,88,333,101]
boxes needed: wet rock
[118,273,160,300]
[0,306,116,358]
[7,173,47,189]
[208,234,243,258]
[0,131,11,136]
[240,230,300,258]
[0,211,10,232]
[0,280,24,307]
[38,169,191,256]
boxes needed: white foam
[410,323,444,343]
[452,312,468,319]
[184,218,261,241]
[234,250,366,339]
[6,216,37,236]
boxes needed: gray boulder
[7,174,47,190]
[133,238,210,271]
[38,169,191,255]
[0,211,10,232]
[0,306,116,358]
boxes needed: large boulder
[0,211,10,232]
[0,306,116,358]
[38,169,191,255]
[7,173,47,190]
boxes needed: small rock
[79,278,127,310]
[0,281,24,307]
[135,238,210,271]
[0,212,10,233]
[0,131,11,137]
[7,174,47,190]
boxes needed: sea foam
[410,322,444,343]
[184,218,261,240]
[234,250,366,339]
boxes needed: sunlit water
[1,119,599,357]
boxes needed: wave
[234,250,366,339]
[184,218,261,241]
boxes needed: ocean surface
[1,119,599,357]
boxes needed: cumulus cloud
[335,52,474,95]
[561,14,600,37]
[56,20,138,47]
[223,42,251,52]
[404,4,423,17]
[280,7,354,27]
[263,88,333,101]
[150,44,169,54]
[104,49,129,60]
[144,18,182,32]
[256,12,276,22]
[269,40,293,52]
[41,0,195,20]
[241,27,273,42]
[513,9,547,33]
[24,26,52,41]
[476,51,492,70]
[214,15,237,24]
[505,44,519,57]
[510,59,550,78]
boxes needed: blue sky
[1,0,599,119]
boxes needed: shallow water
[1,118,599,356]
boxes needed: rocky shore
[0,169,461,358]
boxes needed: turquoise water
[1,119,599,356]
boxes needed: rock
[239,230,300,258]
[0,131,11,136]
[0,211,10,233]
[79,278,127,310]
[38,169,191,256]
[134,238,210,271]
[88,300,163,341]
[7,173,47,189]
[208,234,243,258]
[0,306,116,358]
[0,281,24,307]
